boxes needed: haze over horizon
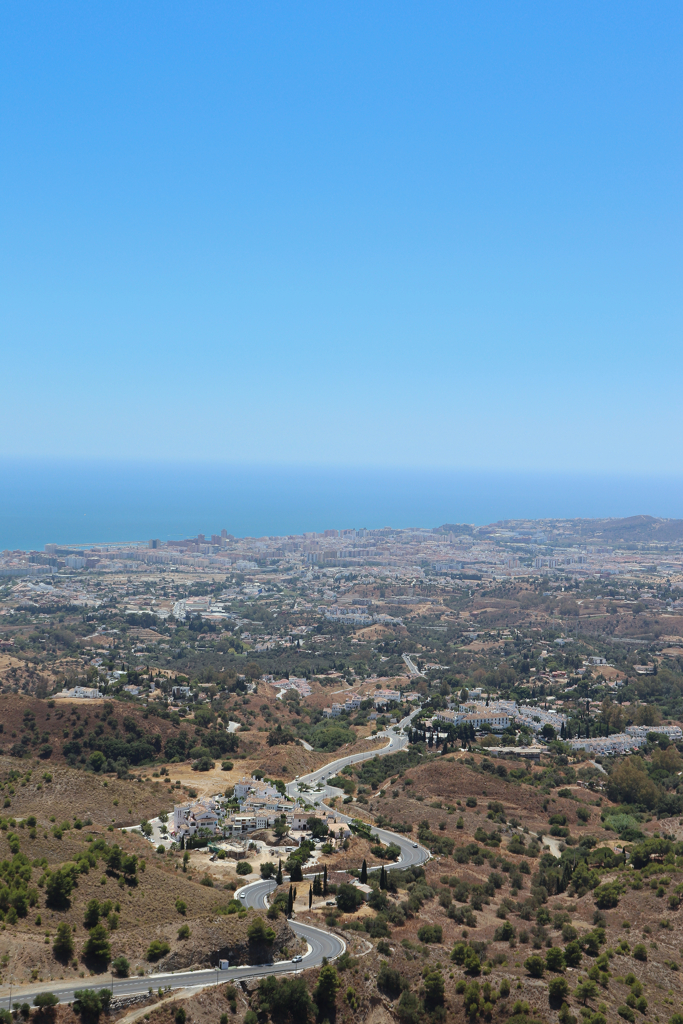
[2,2,682,476]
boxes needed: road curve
[1,710,429,1008]
[287,708,429,872]
[236,878,345,966]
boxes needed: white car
[412,843,418,848]
[292,955,303,963]
[239,893,246,899]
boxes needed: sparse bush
[111,956,130,977]
[146,940,170,962]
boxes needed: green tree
[606,757,659,808]
[83,923,111,966]
[73,990,110,1024]
[336,883,362,913]
[247,917,276,944]
[360,859,368,884]
[53,922,74,961]
[525,955,546,978]
[563,940,582,967]
[314,964,341,1017]
[575,979,599,1005]
[257,977,313,1021]
[83,899,100,928]
[594,882,621,909]
[546,947,566,972]
[422,967,445,1010]
[377,962,404,1000]
[308,817,329,840]
[397,989,421,1024]
[88,751,106,773]
[45,866,77,909]
[548,977,570,1007]
[33,994,59,1010]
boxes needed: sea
[2,460,683,552]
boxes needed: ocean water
[1,460,683,551]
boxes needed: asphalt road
[1,709,428,1008]
[287,708,429,872]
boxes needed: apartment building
[625,725,683,741]
[570,733,646,755]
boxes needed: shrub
[632,944,648,962]
[247,917,276,943]
[146,940,170,962]
[377,961,404,999]
[494,921,515,942]
[417,924,442,944]
[73,990,111,1023]
[175,899,187,915]
[177,924,190,940]
[33,994,59,1010]
[464,948,481,974]
[174,1010,186,1024]
[594,882,622,909]
[451,941,468,964]
[524,954,546,978]
[111,956,130,977]
[236,861,252,875]
[618,1007,635,1023]
[257,976,314,1021]
[260,861,276,879]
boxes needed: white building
[570,732,646,755]
[55,685,101,700]
[625,724,683,741]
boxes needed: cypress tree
[276,858,283,886]
[360,859,367,884]
[287,885,293,917]
[323,863,328,895]
[309,885,312,909]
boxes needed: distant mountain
[575,516,683,543]
[433,523,475,535]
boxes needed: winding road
[0,709,428,1009]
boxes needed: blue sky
[1,2,681,472]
